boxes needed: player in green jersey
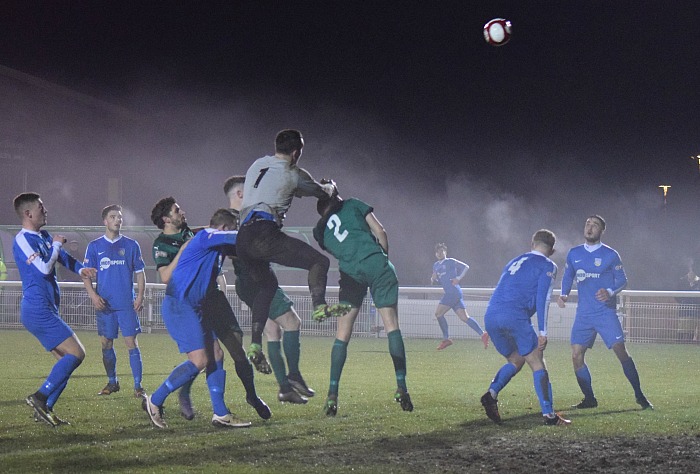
[312,182,412,416]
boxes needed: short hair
[223,175,245,196]
[532,229,556,250]
[151,196,176,229]
[587,214,606,230]
[13,192,41,217]
[209,208,237,228]
[435,243,448,253]
[316,194,344,217]
[275,129,303,155]
[101,204,122,220]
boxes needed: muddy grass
[301,434,700,473]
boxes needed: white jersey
[240,155,327,225]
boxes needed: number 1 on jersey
[253,168,269,188]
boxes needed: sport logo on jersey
[100,256,126,271]
[576,269,601,282]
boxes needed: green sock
[267,341,288,387]
[283,330,301,376]
[387,329,407,391]
[329,339,348,396]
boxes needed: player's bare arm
[134,271,146,311]
[365,212,388,254]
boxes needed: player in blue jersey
[144,209,252,429]
[431,243,488,350]
[480,230,570,426]
[150,198,270,422]
[12,192,97,427]
[225,176,314,404]
[557,215,652,410]
[83,205,146,398]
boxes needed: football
[483,18,512,46]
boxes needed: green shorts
[339,253,398,308]
[235,277,293,320]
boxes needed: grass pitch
[1,330,698,473]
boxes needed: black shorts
[200,288,243,337]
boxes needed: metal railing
[1,282,699,344]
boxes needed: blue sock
[575,364,595,400]
[533,369,553,415]
[152,360,200,407]
[206,359,228,416]
[102,348,117,384]
[39,354,81,398]
[129,348,143,389]
[436,316,449,339]
[46,380,68,410]
[621,358,644,399]
[489,362,518,396]
[466,317,484,336]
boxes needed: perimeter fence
[1,282,698,344]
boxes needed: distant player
[558,215,652,410]
[150,197,270,422]
[13,192,97,426]
[144,209,251,429]
[431,243,488,350]
[480,230,570,426]
[83,205,146,398]
[313,182,412,416]
[236,129,350,371]
[225,175,314,404]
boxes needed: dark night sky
[1,1,699,288]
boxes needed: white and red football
[483,18,512,47]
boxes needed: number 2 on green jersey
[327,215,348,242]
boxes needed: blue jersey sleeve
[609,251,627,295]
[201,229,237,254]
[535,262,557,334]
[560,251,575,296]
[58,248,85,275]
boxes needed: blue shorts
[21,301,74,351]
[570,310,625,349]
[484,309,538,358]
[162,295,214,354]
[96,308,142,339]
[439,288,466,311]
